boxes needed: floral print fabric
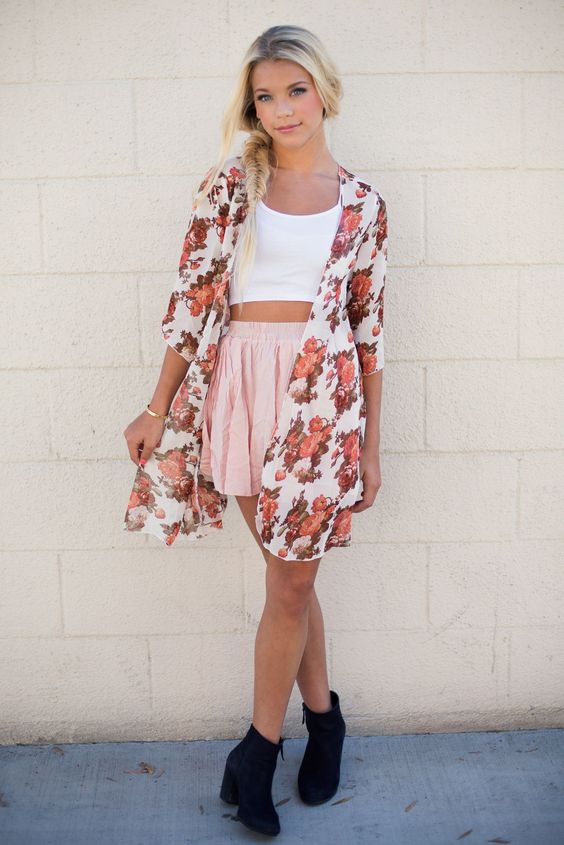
[123,154,388,561]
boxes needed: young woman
[123,25,388,838]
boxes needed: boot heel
[219,762,239,805]
[219,723,284,836]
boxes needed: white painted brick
[0,371,51,460]
[232,4,423,73]
[50,366,159,460]
[353,453,517,543]
[365,172,423,267]
[1,460,152,550]
[149,632,256,723]
[0,276,140,369]
[427,361,564,450]
[243,542,427,633]
[0,636,151,727]
[379,364,425,453]
[390,266,518,362]
[429,539,564,630]
[427,172,564,265]
[0,0,34,82]
[0,182,41,273]
[0,552,61,636]
[332,628,504,716]
[520,266,564,359]
[61,548,245,635]
[523,74,564,168]
[0,454,251,561]
[138,273,183,367]
[35,0,231,80]
[0,82,134,179]
[136,78,233,174]
[429,542,507,630]
[496,539,564,627]
[336,74,520,169]
[519,452,564,538]
[426,0,564,71]
[509,627,564,708]
[42,175,197,273]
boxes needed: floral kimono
[123,154,388,561]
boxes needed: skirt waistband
[226,319,308,340]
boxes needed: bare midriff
[229,301,312,322]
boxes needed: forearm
[361,369,383,451]
[148,345,190,415]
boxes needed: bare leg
[254,552,323,743]
[236,495,332,730]
[295,588,332,712]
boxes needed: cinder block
[0,276,140,369]
[426,0,564,71]
[61,548,245,635]
[0,551,61,636]
[0,182,41,273]
[352,452,517,544]
[509,627,564,708]
[519,452,564,538]
[150,632,255,722]
[390,266,518,361]
[427,361,564,450]
[520,266,564,359]
[35,0,231,79]
[0,371,51,460]
[0,636,151,725]
[0,81,133,179]
[427,172,564,265]
[332,627,503,717]
[336,74,520,169]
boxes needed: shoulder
[358,176,385,212]
[221,153,245,178]
[192,155,244,211]
[219,154,246,198]
[196,155,246,206]
[340,162,385,217]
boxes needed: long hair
[192,25,343,309]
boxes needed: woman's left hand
[350,449,382,513]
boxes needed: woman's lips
[276,123,301,133]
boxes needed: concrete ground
[1,728,563,844]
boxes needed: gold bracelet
[146,403,169,420]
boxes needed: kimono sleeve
[346,194,388,376]
[161,166,226,364]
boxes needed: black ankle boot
[297,689,347,805]
[220,722,285,836]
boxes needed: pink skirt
[200,320,307,496]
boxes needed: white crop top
[228,197,342,305]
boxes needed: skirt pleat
[200,320,306,496]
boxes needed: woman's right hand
[123,410,167,467]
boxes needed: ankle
[251,720,283,746]
[303,689,332,713]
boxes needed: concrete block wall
[1,1,563,743]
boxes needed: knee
[266,564,317,617]
[272,581,314,617]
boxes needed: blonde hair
[192,25,343,309]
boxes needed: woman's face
[250,59,325,149]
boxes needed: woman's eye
[257,87,307,102]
